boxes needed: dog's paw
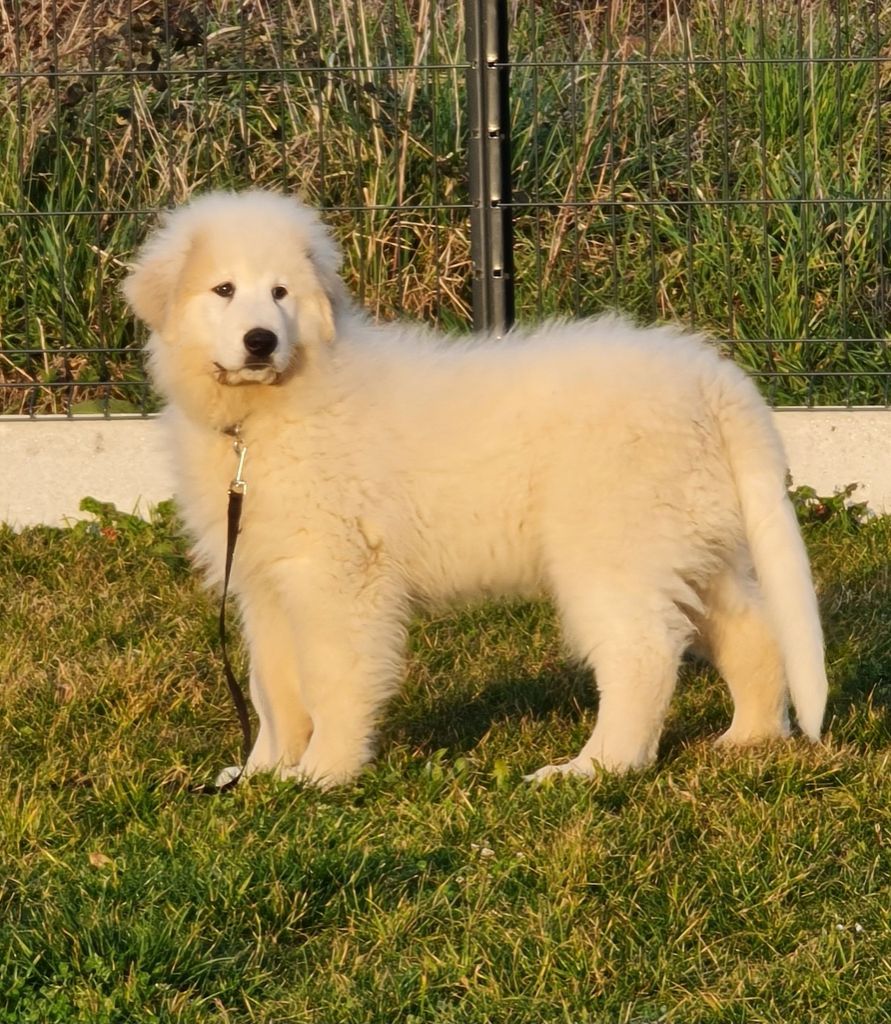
[277,762,339,790]
[714,721,790,748]
[524,757,598,783]
[214,764,244,788]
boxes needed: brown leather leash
[191,426,254,795]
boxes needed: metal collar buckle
[229,425,248,495]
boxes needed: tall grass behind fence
[510,1,891,405]
[0,0,470,415]
[1,1,890,415]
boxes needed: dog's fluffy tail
[714,364,828,741]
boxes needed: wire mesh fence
[508,0,891,407]
[0,0,471,417]
[1,0,890,417]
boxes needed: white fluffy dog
[124,190,828,787]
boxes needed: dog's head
[124,190,346,420]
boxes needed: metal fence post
[466,0,514,336]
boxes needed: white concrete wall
[777,411,891,511]
[0,419,175,529]
[1,411,890,529]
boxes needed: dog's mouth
[213,362,281,386]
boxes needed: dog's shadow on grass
[385,663,595,756]
[381,523,891,769]
[383,601,730,766]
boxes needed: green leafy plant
[790,482,871,532]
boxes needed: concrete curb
[2,411,890,529]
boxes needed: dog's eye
[212,282,234,298]
[272,285,288,301]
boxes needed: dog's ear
[296,287,337,348]
[122,212,192,333]
[301,213,350,345]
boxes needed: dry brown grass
[2,0,890,413]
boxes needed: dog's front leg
[214,587,314,786]
[276,569,406,788]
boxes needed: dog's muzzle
[214,362,281,386]
[214,328,283,385]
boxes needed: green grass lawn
[1,496,890,1023]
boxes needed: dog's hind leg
[527,580,691,780]
[693,562,790,746]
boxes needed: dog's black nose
[243,327,278,360]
